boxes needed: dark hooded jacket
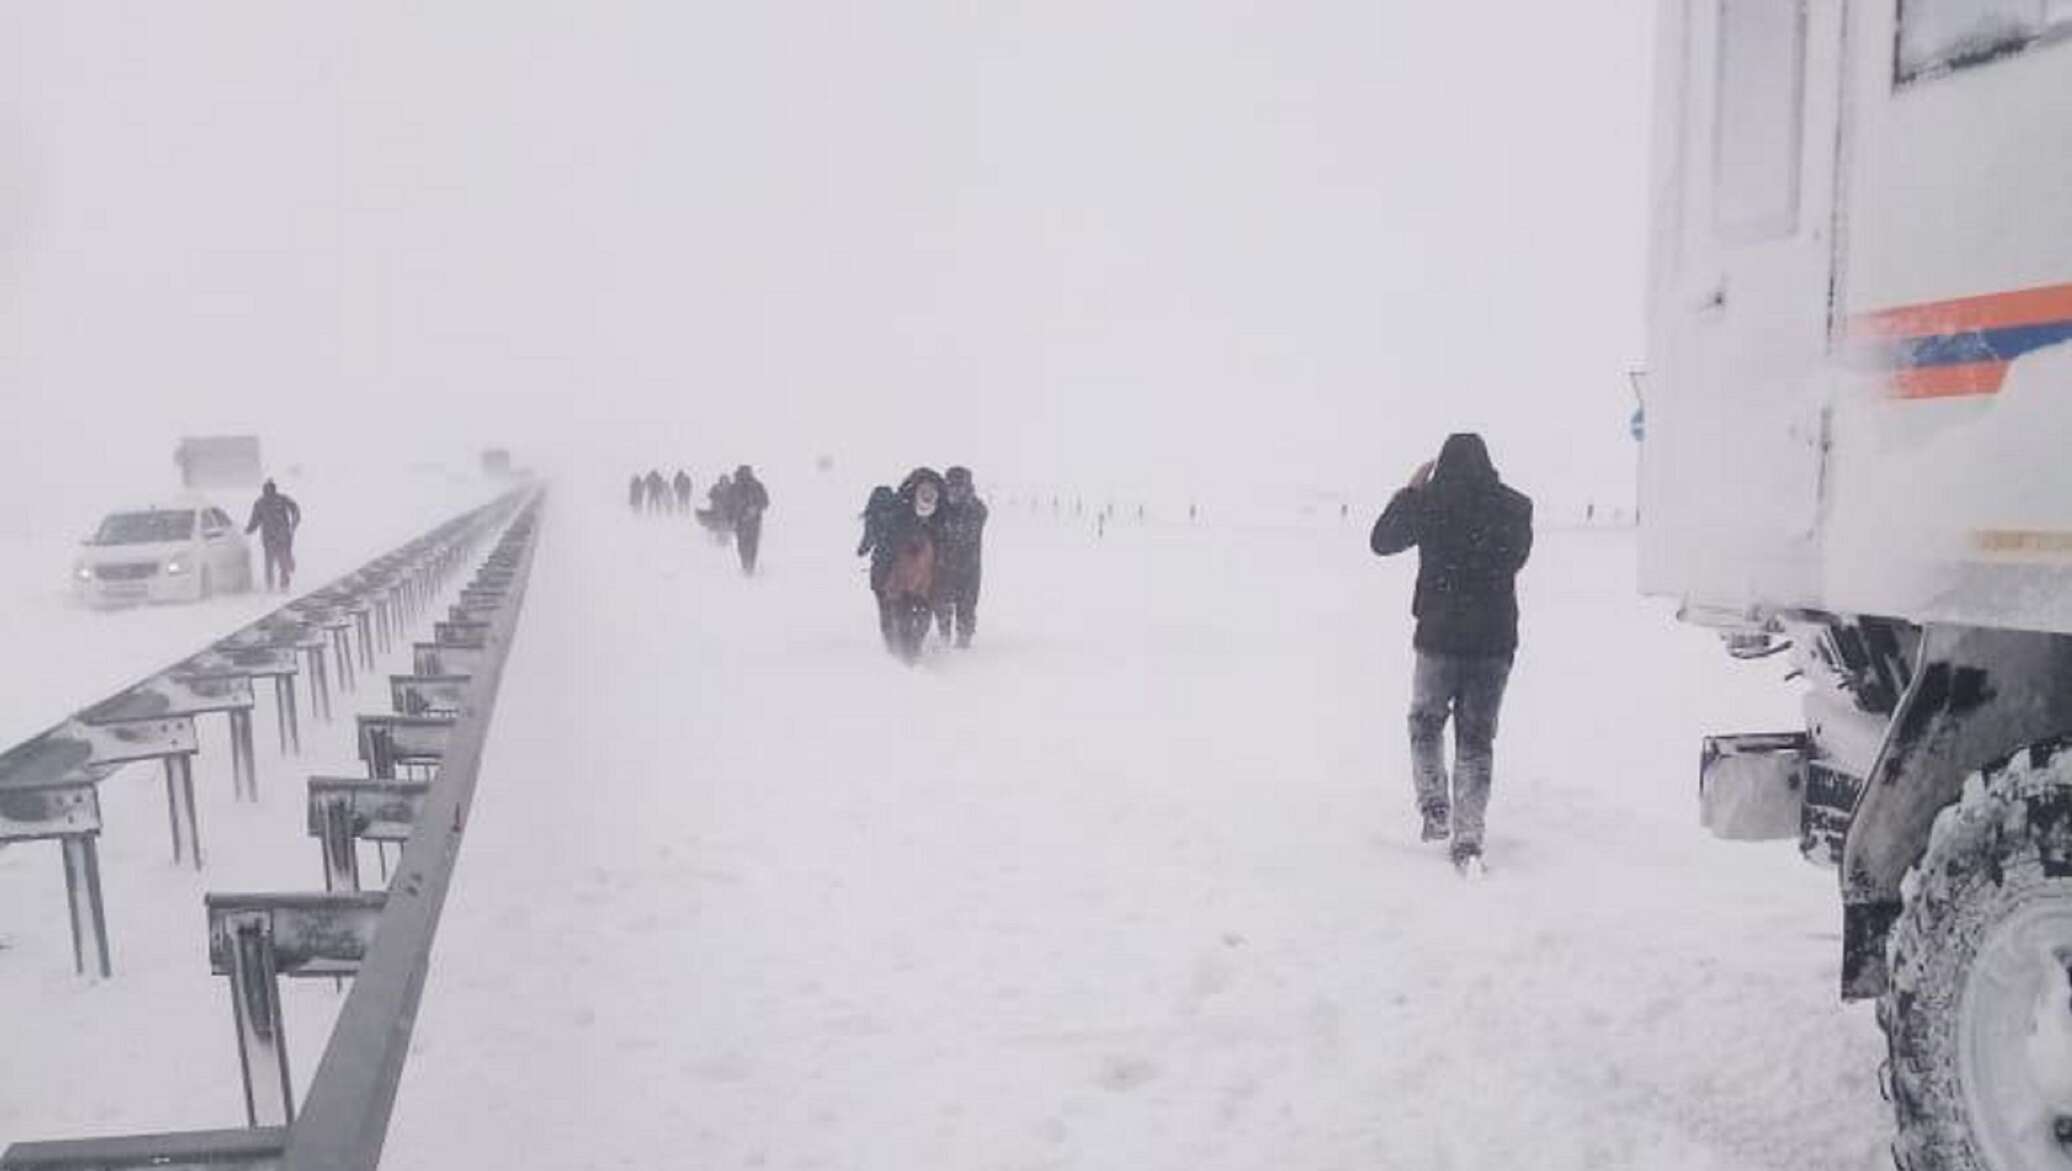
[1370,434,1533,657]
[857,486,900,588]
[245,486,302,548]
[730,468,769,522]
[936,473,987,581]
[879,468,947,600]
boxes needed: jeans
[1408,651,1513,847]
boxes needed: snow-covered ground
[388,476,1886,1170]
[3,472,1892,1169]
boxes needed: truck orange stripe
[1855,282,2072,339]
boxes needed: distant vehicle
[173,436,263,491]
[72,502,253,606]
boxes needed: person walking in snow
[933,465,989,648]
[245,479,303,592]
[672,469,693,514]
[729,465,769,575]
[880,468,946,662]
[1369,433,1533,873]
[627,474,646,514]
[857,485,902,649]
[698,474,735,544]
[643,470,668,516]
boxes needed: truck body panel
[1643,0,2072,637]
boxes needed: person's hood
[1429,433,1499,492]
[898,468,946,500]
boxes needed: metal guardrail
[0,491,523,979]
[2,488,544,1171]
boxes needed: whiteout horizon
[1643,2,2072,1167]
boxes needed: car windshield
[92,510,196,545]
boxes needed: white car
[72,501,255,606]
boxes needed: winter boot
[1419,805,1451,843]
[1449,838,1483,875]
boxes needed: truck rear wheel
[1884,736,2072,1171]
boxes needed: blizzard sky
[2,4,1654,512]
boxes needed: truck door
[1641,0,1846,612]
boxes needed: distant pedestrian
[673,469,693,514]
[698,475,735,544]
[627,474,645,514]
[245,479,303,592]
[933,466,988,648]
[729,465,769,574]
[1369,433,1533,874]
[644,470,668,516]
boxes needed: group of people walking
[857,465,988,662]
[610,434,1527,876]
[627,469,696,517]
[627,465,771,575]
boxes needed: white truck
[173,435,263,491]
[1644,2,2072,1167]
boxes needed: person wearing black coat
[933,466,989,648]
[856,485,901,648]
[1370,433,1533,871]
[729,465,769,574]
[244,480,303,592]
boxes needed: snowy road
[367,482,1892,1171]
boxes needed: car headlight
[74,564,92,582]
[164,557,188,576]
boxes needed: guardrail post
[60,835,111,979]
[366,726,394,781]
[302,643,332,724]
[164,755,202,870]
[275,674,301,755]
[326,621,355,695]
[222,911,294,1128]
[207,893,388,1129]
[372,594,393,653]
[315,797,360,893]
[228,707,258,802]
[355,609,376,670]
